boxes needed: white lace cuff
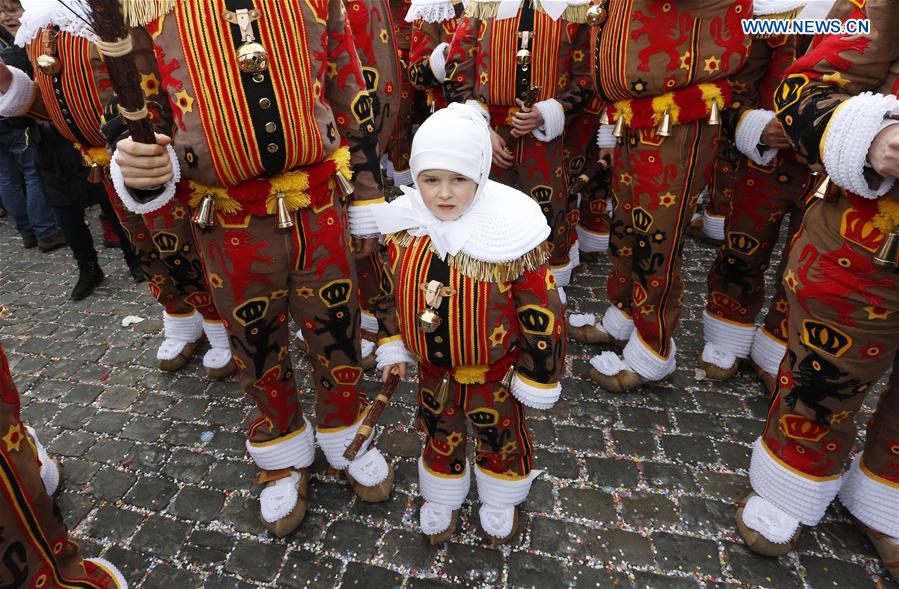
[822,92,899,199]
[509,372,560,410]
[110,144,181,214]
[622,333,677,381]
[0,66,36,117]
[375,337,415,369]
[405,0,457,22]
[735,109,778,166]
[532,99,565,143]
[348,200,383,236]
[596,124,617,149]
[429,42,449,82]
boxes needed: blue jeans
[0,126,58,239]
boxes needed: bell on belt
[599,110,610,126]
[656,109,672,137]
[612,115,625,138]
[517,32,532,71]
[36,54,61,76]
[708,100,721,126]
[586,3,607,26]
[418,307,442,333]
[874,229,899,268]
[87,163,104,184]
[433,373,451,406]
[335,172,355,198]
[237,42,268,74]
[192,194,216,228]
[275,191,294,229]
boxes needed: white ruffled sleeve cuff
[596,124,616,149]
[735,109,779,166]
[822,92,899,199]
[429,42,449,82]
[510,372,560,410]
[532,99,565,143]
[0,66,36,117]
[375,337,415,369]
[465,100,490,124]
[109,144,181,214]
[348,200,384,237]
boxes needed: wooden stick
[87,0,155,145]
[344,371,402,461]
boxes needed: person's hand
[0,59,11,93]
[510,98,545,137]
[381,363,407,383]
[490,128,514,169]
[351,236,378,260]
[760,118,791,149]
[598,147,614,170]
[115,133,174,190]
[868,123,899,179]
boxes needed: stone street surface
[0,212,892,589]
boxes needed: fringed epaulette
[122,0,177,27]
[464,1,588,23]
[385,231,551,283]
[752,3,805,37]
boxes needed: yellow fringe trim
[385,231,550,283]
[187,147,351,215]
[753,7,804,37]
[76,144,111,168]
[122,0,177,28]
[873,198,899,234]
[612,81,726,127]
[464,1,588,23]
[454,365,489,384]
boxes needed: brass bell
[656,109,672,137]
[418,307,442,333]
[87,163,105,184]
[36,54,61,76]
[708,100,721,126]
[335,172,354,198]
[275,191,294,229]
[586,3,607,26]
[516,48,531,70]
[612,115,625,138]
[599,110,610,126]
[192,194,216,228]
[237,42,268,74]
[433,373,451,406]
[874,230,899,268]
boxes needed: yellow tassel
[328,146,353,182]
[121,0,177,28]
[454,365,489,385]
[873,198,899,234]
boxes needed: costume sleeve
[552,22,593,124]
[774,0,899,198]
[443,15,485,116]
[509,264,566,410]
[325,0,384,228]
[372,240,416,369]
[409,19,448,89]
[131,27,175,137]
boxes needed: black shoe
[127,256,146,283]
[22,234,37,249]
[71,262,105,301]
[38,230,67,252]
[0,204,7,217]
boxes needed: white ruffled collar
[753,0,807,16]
[15,0,96,47]
[373,180,550,264]
[496,0,590,20]
[405,0,465,23]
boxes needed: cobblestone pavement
[0,211,893,589]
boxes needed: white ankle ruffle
[158,311,202,361]
[202,320,232,369]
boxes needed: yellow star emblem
[822,72,850,88]
[296,287,315,299]
[679,51,692,70]
[620,172,632,186]
[703,56,720,74]
[489,324,508,347]
[3,424,23,452]
[658,192,677,207]
[380,28,389,44]
[140,73,160,97]
[271,289,288,299]
[572,50,585,62]
[830,410,852,424]
[784,269,799,292]
[174,89,194,114]
[327,62,338,79]
[864,306,892,320]
[316,354,330,368]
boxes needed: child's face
[418,169,477,221]
[0,2,22,34]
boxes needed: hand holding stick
[343,369,402,461]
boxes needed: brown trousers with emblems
[194,195,364,444]
[493,129,576,276]
[705,152,820,343]
[0,343,121,589]
[418,364,533,478]
[760,194,899,481]
[608,121,719,357]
